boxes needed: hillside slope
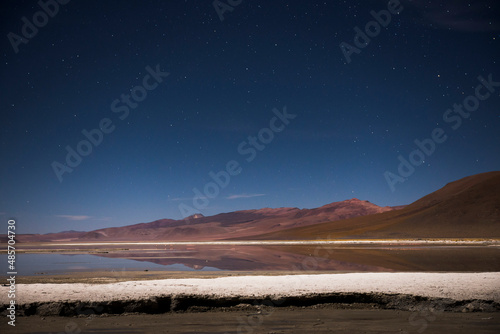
[245,171,500,240]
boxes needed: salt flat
[2,272,499,305]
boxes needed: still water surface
[4,244,500,275]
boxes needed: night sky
[1,0,499,234]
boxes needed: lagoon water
[3,253,222,276]
[3,244,500,275]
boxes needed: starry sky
[1,0,499,234]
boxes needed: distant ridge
[12,198,393,242]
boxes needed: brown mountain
[15,199,393,242]
[76,198,392,241]
[249,171,500,240]
[13,230,87,243]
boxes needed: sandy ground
[3,308,500,334]
[2,272,500,305]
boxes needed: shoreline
[1,270,343,284]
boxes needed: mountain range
[13,171,500,242]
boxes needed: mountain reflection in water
[8,245,500,276]
[93,244,500,272]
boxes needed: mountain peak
[319,198,372,209]
[185,213,204,220]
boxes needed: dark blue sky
[1,0,499,234]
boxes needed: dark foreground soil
[2,307,499,334]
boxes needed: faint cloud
[226,193,265,200]
[55,215,93,221]
[55,215,112,222]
